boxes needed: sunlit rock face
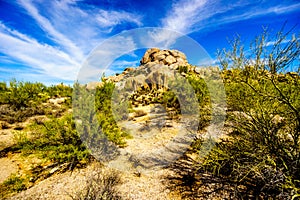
[87,48,193,92]
[140,48,189,70]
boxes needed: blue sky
[0,0,299,84]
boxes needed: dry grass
[70,167,122,200]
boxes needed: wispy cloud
[0,22,79,80]
[156,0,247,45]
[209,3,300,28]
[162,0,208,33]
[161,1,300,36]
[144,0,300,63]
[17,0,85,61]
[96,10,143,28]
[0,0,143,82]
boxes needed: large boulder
[87,48,191,90]
[140,48,189,68]
[140,48,160,64]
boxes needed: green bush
[46,83,73,98]
[0,174,26,198]
[0,80,73,123]
[94,82,131,147]
[2,79,47,110]
[73,81,131,149]
[15,114,91,165]
[192,28,300,199]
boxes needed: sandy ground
[0,102,226,199]
[2,104,185,199]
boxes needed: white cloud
[156,0,241,45]
[17,0,85,61]
[146,29,180,48]
[209,3,300,28]
[161,1,300,35]
[162,0,208,33]
[0,0,143,82]
[96,10,142,28]
[0,22,79,80]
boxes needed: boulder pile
[140,48,189,70]
[86,48,224,92]
[94,48,192,86]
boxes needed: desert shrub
[94,82,131,147]
[2,79,47,110]
[0,81,6,91]
[160,90,180,110]
[186,74,212,128]
[0,174,26,198]
[192,27,300,199]
[0,80,46,123]
[73,81,130,151]
[14,114,91,166]
[71,167,122,200]
[0,105,46,124]
[156,73,212,128]
[0,113,91,197]
[0,81,7,104]
[0,80,73,123]
[46,83,73,98]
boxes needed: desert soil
[1,103,218,199]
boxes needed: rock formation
[86,48,223,93]
[99,48,193,87]
[140,48,189,70]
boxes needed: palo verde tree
[197,26,300,198]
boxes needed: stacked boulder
[140,48,189,70]
[87,48,192,90]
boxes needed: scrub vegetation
[0,27,299,199]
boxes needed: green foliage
[2,174,26,191]
[15,114,90,165]
[1,79,47,109]
[46,83,73,98]
[95,82,130,147]
[13,130,30,146]
[0,80,47,123]
[193,27,300,198]
[186,74,212,128]
[178,65,189,74]
[0,174,26,198]
[73,81,130,148]
[0,80,73,123]
[0,81,7,93]
[160,90,179,110]
[153,73,212,128]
